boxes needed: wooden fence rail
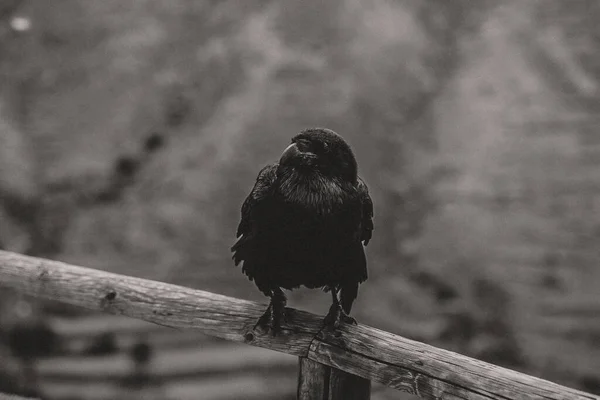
[0,250,598,400]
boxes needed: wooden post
[298,357,370,400]
[298,357,329,399]
[329,368,371,400]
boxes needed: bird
[232,128,374,335]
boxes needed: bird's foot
[253,307,272,332]
[253,304,287,337]
[323,304,357,330]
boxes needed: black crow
[232,128,374,335]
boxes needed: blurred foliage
[0,0,600,398]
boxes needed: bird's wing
[357,176,374,245]
[232,163,278,250]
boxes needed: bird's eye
[322,142,329,152]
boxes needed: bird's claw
[253,312,271,333]
[253,307,287,337]
[323,305,356,330]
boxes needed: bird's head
[279,128,358,183]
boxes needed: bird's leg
[254,288,287,336]
[270,288,287,336]
[324,288,356,329]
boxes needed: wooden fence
[0,250,598,400]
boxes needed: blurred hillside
[1,0,600,398]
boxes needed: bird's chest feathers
[276,169,349,215]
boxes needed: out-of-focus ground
[1,0,600,399]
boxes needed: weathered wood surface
[297,357,371,400]
[0,250,598,400]
[0,250,321,357]
[297,358,330,400]
[309,325,600,400]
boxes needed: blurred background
[0,0,599,399]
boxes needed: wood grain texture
[0,250,321,357]
[0,250,598,400]
[298,357,329,400]
[309,325,599,400]
[297,357,370,400]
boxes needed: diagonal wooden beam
[0,250,597,400]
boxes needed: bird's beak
[280,143,302,165]
[280,140,316,166]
